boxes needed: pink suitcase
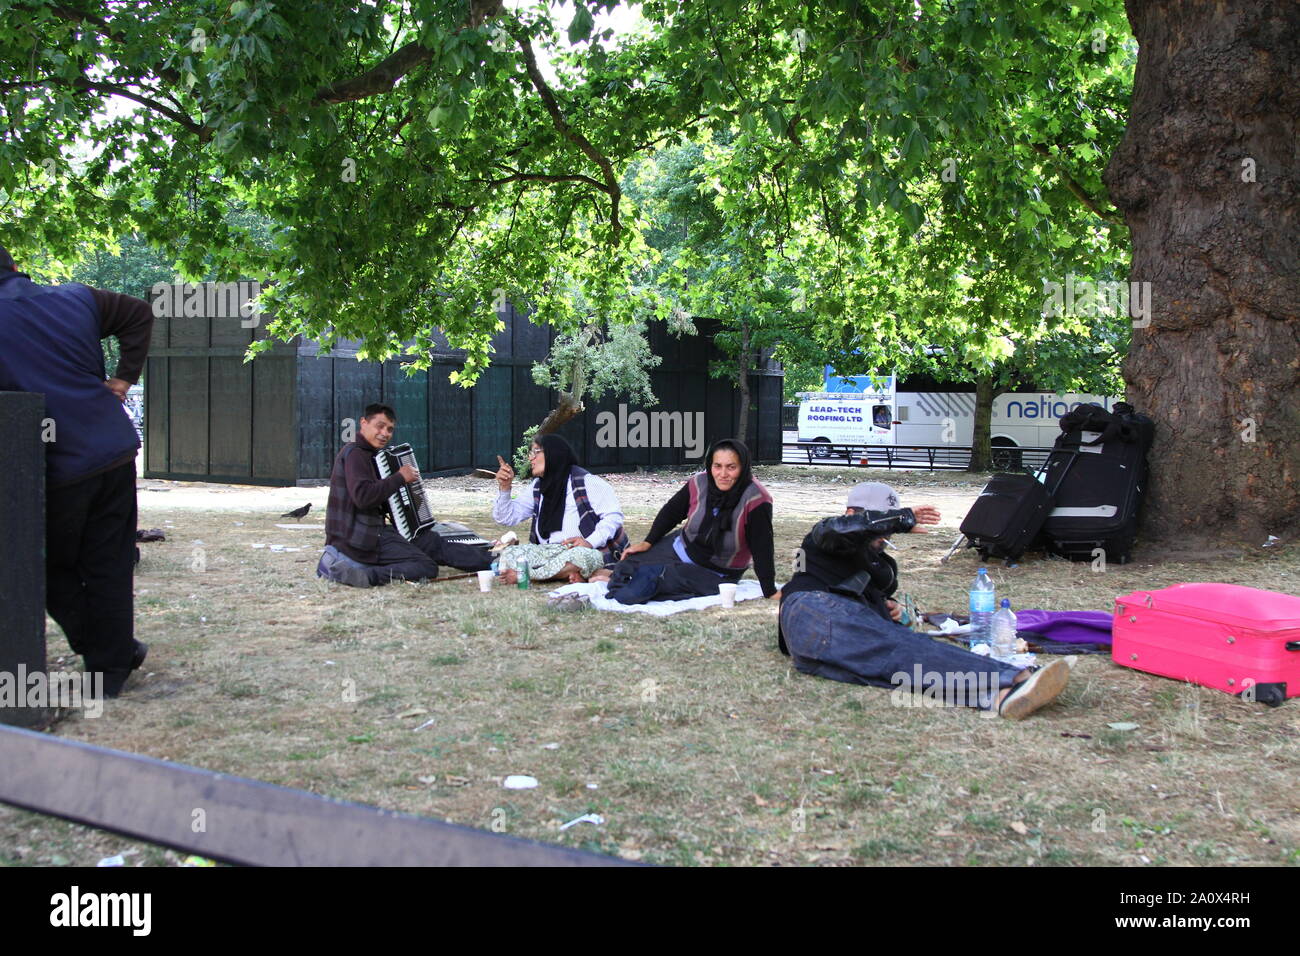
[1112,583,1300,705]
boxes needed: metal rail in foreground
[781,441,1056,473]
[0,725,633,867]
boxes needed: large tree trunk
[967,374,996,472]
[1104,0,1299,549]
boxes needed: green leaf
[569,4,595,44]
[763,103,785,137]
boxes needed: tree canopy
[3,0,1133,388]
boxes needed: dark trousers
[607,531,737,602]
[45,461,137,677]
[780,590,1022,709]
[369,526,493,584]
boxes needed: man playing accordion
[317,403,492,587]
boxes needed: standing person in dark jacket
[317,403,493,587]
[779,482,1070,719]
[0,246,152,698]
[594,438,777,603]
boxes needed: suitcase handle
[1287,642,1300,652]
[1035,448,1081,498]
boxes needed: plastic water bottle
[992,599,1018,659]
[969,567,995,645]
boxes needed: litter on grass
[503,775,539,790]
[559,813,605,831]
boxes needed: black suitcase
[957,472,1056,562]
[1038,402,1154,564]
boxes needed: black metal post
[0,392,48,728]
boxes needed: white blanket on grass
[550,579,769,616]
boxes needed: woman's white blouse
[492,473,625,547]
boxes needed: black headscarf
[698,438,754,551]
[534,433,580,540]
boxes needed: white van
[797,380,896,449]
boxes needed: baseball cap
[845,481,901,512]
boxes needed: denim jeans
[606,531,738,602]
[780,590,1022,709]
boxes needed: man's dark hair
[363,403,397,422]
[0,246,14,271]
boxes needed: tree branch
[484,171,609,190]
[314,0,504,104]
[314,41,433,104]
[1032,144,1124,226]
[512,29,622,245]
[0,76,206,137]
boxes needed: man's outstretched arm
[807,509,918,555]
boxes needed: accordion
[376,442,435,541]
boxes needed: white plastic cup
[718,583,738,608]
[477,570,494,593]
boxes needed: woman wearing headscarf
[491,433,628,583]
[593,438,777,603]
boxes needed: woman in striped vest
[594,438,778,603]
[492,433,629,584]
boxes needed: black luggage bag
[958,472,1055,562]
[1038,402,1154,564]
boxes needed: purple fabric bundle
[1014,609,1113,644]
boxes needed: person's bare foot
[500,568,518,585]
[588,569,612,583]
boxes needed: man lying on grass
[778,482,1069,719]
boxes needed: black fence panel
[167,356,208,475]
[142,309,784,484]
[384,361,430,470]
[145,357,169,475]
[429,365,473,472]
[472,365,515,469]
[209,357,253,478]
[252,356,297,481]
[296,355,335,481]
[754,373,784,463]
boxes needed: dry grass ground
[3,466,1298,867]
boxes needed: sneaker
[998,659,1070,720]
